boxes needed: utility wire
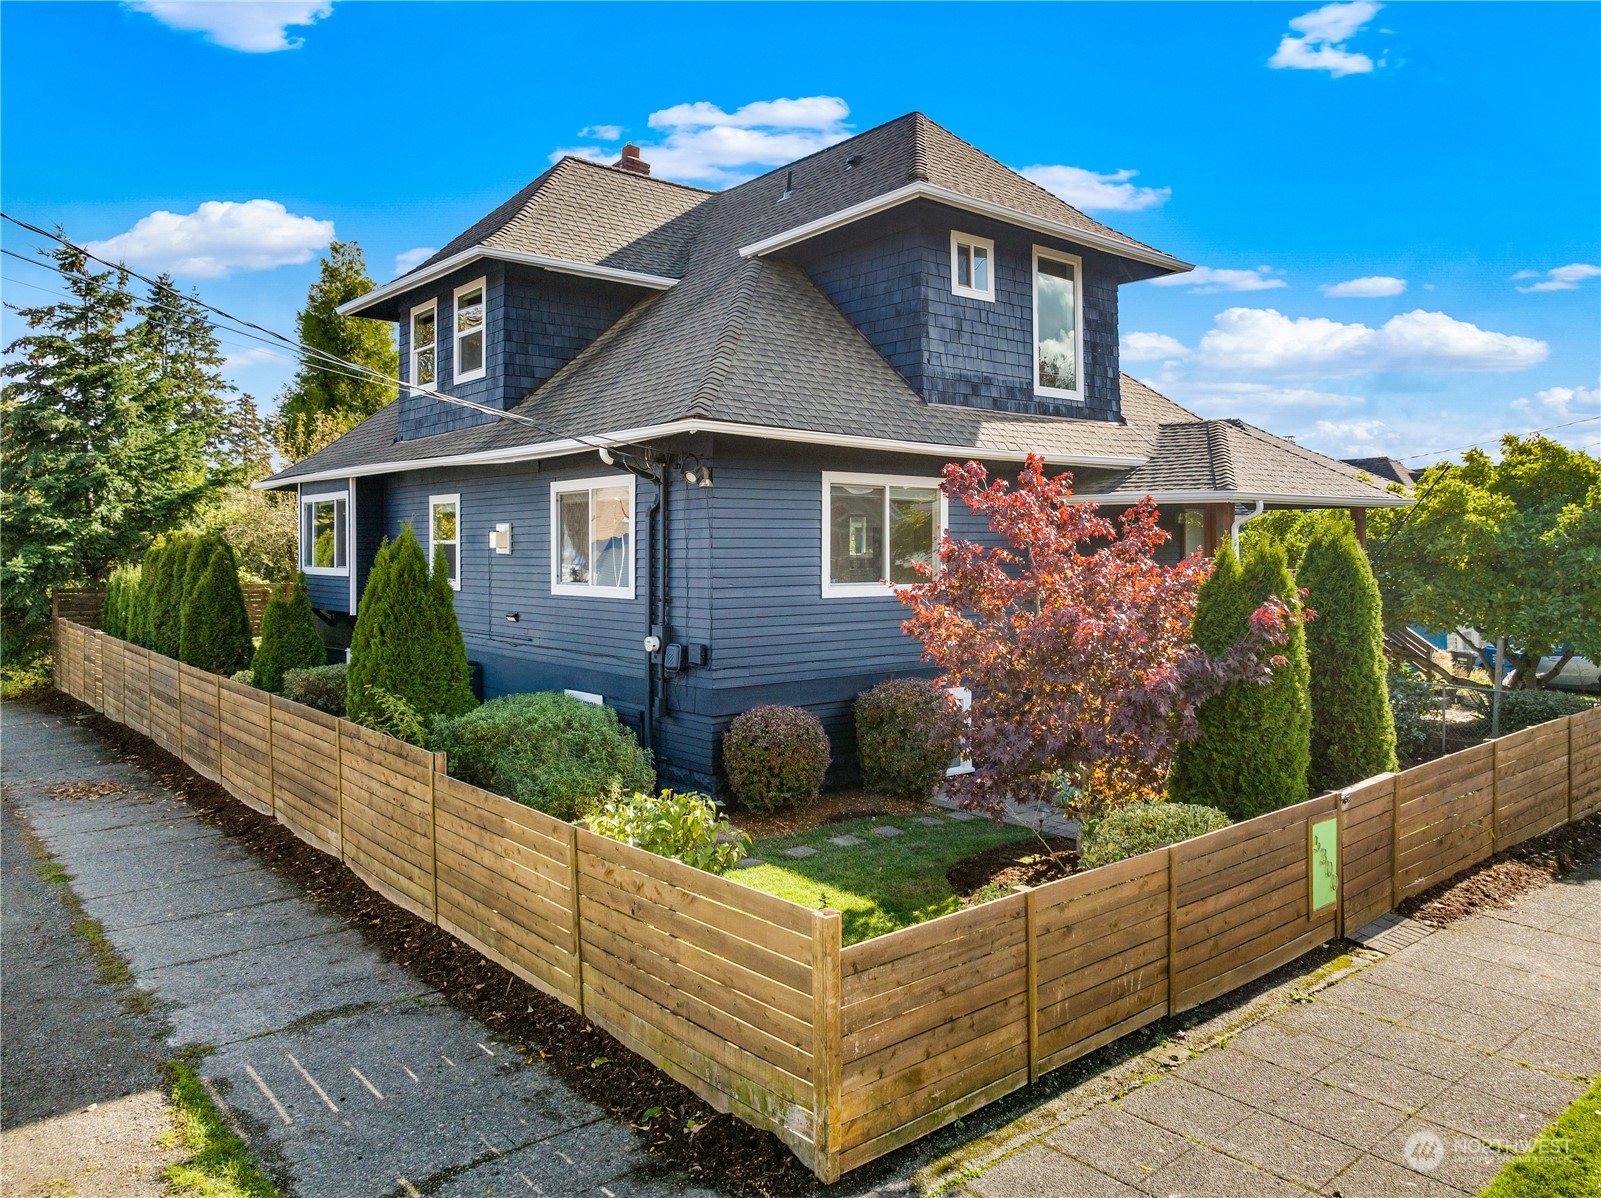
[1395,415,1599,463]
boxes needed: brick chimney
[614,143,650,176]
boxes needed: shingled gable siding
[394,262,643,442]
[790,201,1122,422]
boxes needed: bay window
[822,472,945,597]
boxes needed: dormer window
[1033,247,1083,401]
[950,232,994,301]
[454,279,486,383]
[409,300,436,392]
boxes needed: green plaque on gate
[1309,816,1339,913]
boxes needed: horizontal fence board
[218,679,273,815]
[179,665,222,783]
[1572,709,1601,820]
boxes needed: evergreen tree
[146,532,197,659]
[1,245,215,657]
[252,574,326,692]
[1171,540,1312,819]
[274,242,397,461]
[103,564,141,640]
[179,537,253,674]
[1299,523,1398,792]
[347,527,475,725]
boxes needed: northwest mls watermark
[1403,1128,1570,1172]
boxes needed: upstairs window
[822,472,946,597]
[430,494,460,589]
[951,231,995,301]
[453,280,486,383]
[551,476,634,599]
[409,300,436,392]
[1033,247,1083,401]
[300,492,348,574]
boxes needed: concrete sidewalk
[1,701,717,1198]
[952,859,1601,1196]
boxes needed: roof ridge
[909,112,933,182]
[688,258,761,417]
[1205,420,1237,492]
[714,112,923,197]
[551,154,717,196]
[1222,418,1374,484]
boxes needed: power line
[1394,416,1599,463]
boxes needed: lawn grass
[729,812,1036,945]
[1478,1075,1601,1198]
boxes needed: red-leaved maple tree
[898,457,1303,821]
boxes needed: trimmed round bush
[252,573,326,693]
[432,692,654,821]
[282,663,347,716]
[855,677,954,798]
[1080,802,1231,870]
[722,705,830,813]
[230,669,254,687]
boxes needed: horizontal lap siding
[1495,723,1569,848]
[299,480,352,613]
[1340,773,1396,932]
[1396,745,1495,897]
[836,896,1029,1173]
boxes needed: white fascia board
[738,182,1193,275]
[337,248,679,317]
[255,419,1148,490]
[1070,489,1412,508]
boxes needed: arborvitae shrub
[1170,540,1311,820]
[103,564,141,640]
[179,537,253,675]
[348,528,476,724]
[433,692,655,821]
[146,532,195,658]
[722,705,831,813]
[1080,802,1231,869]
[1298,524,1397,792]
[282,663,347,715]
[854,677,956,798]
[251,574,326,693]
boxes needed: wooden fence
[52,584,274,636]
[52,617,1599,1182]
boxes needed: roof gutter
[1068,488,1411,508]
[737,182,1193,274]
[337,248,680,317]
[255,418,1149,490]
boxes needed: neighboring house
[1342,456,1416,488]
[261,113,1406,791]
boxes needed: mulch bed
[947,836,1077,898]
[34,691,837,1197]
[727,788,931,839]
[1398,811,1601,926]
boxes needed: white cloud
[1269,1,1381,77]
[580,125,623,141]
[1148,266,1288,294]
[394,246,436,275]
[1319,275,1407,297]
[1513,263,1601,293]
[224,346,289,369]
[128,1,333,52]
[1019,165,1170,213]
[1513,380,1599,419]
[1120,332,1190,363]
[86,199,333,278]
[1198,307,1549,374]
[1174,380,1367,412]
[554,96,853,186]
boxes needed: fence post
[1025,887,1040,1084]
[1490,738,1501,854]
[1166,844,1180,1015]
[567,824,585,1015]
[810,907,843,1185]
[266,695,276,819]
[335,720,346,862]
[1390,774,1403,909]
[1569,716,1576,826]
[429,750,446,922]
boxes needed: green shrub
[854,678,955,798]
[102,564,142,641]
[1170,540,1311,820]
[282,663,347,715]
[585,789,751,873]
[230,669,254,687]
[352,686,428,747]
[1388,667,1434,762]
[179,536,253,675]
[722,705,830,813]
[433,692,654,821]
[1080,802,1231,869]
[1299,523,1398,792]
[251,574,325,693]
[1241,508,1352,570]
[145,532,195,658]
[348,528,475,724]
[1496,689,1596,736]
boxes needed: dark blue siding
[297,480,352,614]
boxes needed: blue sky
[3,1,1597,465]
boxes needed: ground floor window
[1182,508,1207,557]
[300,492,348,573]
[551,475,634,598]
[822,472,946,597]
[430,494,460,589]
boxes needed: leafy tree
[1298,522,1397,792]
[897,457,1304,821]
[179,536,253,674]
[1,246,218,657]
[251,574,326,693]
[1370,436,1601,688]
[1241,508,1354,570]
[1170,541,1312,820]
[275,242,397,461]
[347,527,475,725]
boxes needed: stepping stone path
[945,811,976,821]
[782,845,818,859]
[829,835,864,847]
[733,857,765,868]
[871,826,902,839]
[913,816,943,827]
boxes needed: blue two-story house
[261,113,1404,792]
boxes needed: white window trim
[429,493,462,591]
[408,298,437,394]
[550,473,637,600]
[300,489,349,577]
[950,230,995,302]
[452,278,488,385]
[1032,245,1084,403]
[820,470,948,599]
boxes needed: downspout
[642,480,660,756]
[1230,500,1266,555]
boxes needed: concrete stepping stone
[946,811,976,821]
[783,845,818,859]
[871,826,902,839]
[733,857,765,869]
[913,816,943,827]
[829,835,863,847]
